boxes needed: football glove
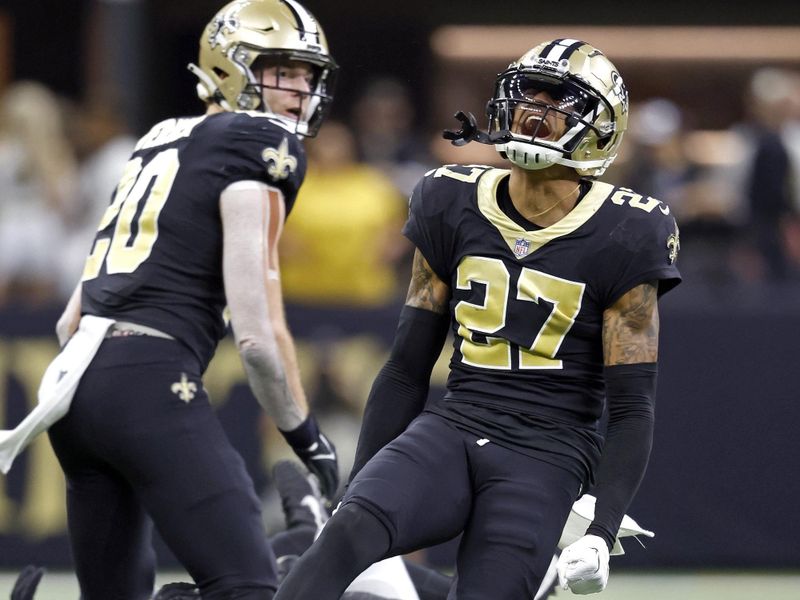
[280,415,340,501]
[11,565,45,600]
[556,534,610,595]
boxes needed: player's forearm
[265,278,309,418]
[239,333,305,431]
[270,323,309,420]
[350,359,430,479]
[349,305,449,480]
[586,363,656,550]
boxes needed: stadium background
[1,0,800,597]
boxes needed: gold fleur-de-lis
[666,224,680,265]
[171,373,197,403]
[262,138,298,180]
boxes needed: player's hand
[282,415,340,501]
[295,428,339,501]
[11,565,45,600]
[556,534,610,594]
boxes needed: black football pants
[48,337,277,600]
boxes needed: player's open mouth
[520,116,553,139]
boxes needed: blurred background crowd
[2,0,800,577]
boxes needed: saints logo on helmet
[188,0,338,137]
[487,39,629,177]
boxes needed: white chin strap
[496,141,561,170]
[496,140,611,174]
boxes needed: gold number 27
[455,256,585,370]
[82,148,179,281]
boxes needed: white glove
[556,534,610,595]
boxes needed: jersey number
[455,256,585,370]
[82,149,179,281]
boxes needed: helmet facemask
[239,51,337,136]
[489,72,614,171]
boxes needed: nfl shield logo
[514,238,530,258]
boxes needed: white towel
[0,315,115,474]
[557,493,655,556]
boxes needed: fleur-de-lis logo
[171,373,197,403]
[262,138,298,180]
[208,3,243,49]
[666,223,680,265]
[610,71,629,114]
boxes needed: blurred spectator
[618,98,738,287]
[742,68,798,282]
[623,98,700,213]
[58,88,136,298]
[279,120,409,308]
[0,81,78,306]
[777,70,800,270]
[351,77,433,197]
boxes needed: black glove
[280,414,340,500]
[11,565,45,600]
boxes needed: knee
[315,502,391,561]
[322,503,382,544]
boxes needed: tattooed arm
[405,249,451,313]
[602,281,659,366]
[583,281,660,550]
[349,249,451,480]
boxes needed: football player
[275,39,680,599]
[45,1,339,598]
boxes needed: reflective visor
[498,73,595,116]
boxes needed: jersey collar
[477,169,613,259]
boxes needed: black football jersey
[81,111,307,371]
[403,165,681,478]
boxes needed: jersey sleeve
[221,114,307,205]
[401,172,456,283]
[601,209,682,307]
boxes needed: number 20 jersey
[403,165,681,475]
[81,112,306,371]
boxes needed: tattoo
[603,282,659,365]
[406,249,450,314]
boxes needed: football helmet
[188,0,337,136]
[487,39,629,177]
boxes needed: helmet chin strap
[498,140,613,173]
[496,140,561,170]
